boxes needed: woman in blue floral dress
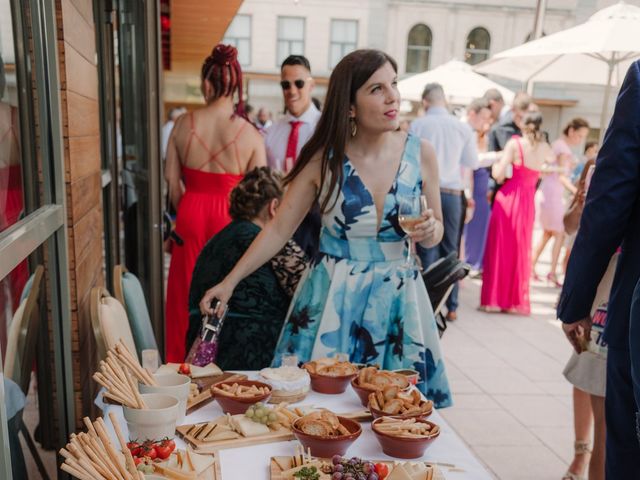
[200,49,452,408]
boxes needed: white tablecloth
[101,372,492,479]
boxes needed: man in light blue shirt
[410,83,478,319]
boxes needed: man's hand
[562,317,592,354]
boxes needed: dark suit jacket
[557,60,640,349]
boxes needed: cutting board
[177,424,294,454]
[269,456,443,480]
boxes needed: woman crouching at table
[186,167,309,370]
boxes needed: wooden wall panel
[60,0,96,64]
[67,135,101,183]
[64,42,99,100]
[68,171,101,223]
[66,91,100,137]
[171,0,243,71]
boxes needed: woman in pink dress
[531,118,589,287]
[164,44,266,362]
[480,112,552,314]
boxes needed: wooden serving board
[186,372,247,414]
[149,462,221,480]
[337,409,373,422]
[177,424,294,453]
[270,456,444,480]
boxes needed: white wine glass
[398,194,428,271]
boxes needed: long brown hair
[284,49,398,213]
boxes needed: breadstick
[116,341,156,386]
[94,419,130,480]
[61,462,95,480]
[124,368,146,409]
[108,412,139,479]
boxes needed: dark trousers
[629,280,640,438]
[419,192,463,312]
[605,346,640,479]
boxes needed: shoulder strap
[181,112,196,161]
[512,135,524,166]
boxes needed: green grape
[254,408,265,418]
[261,416,269,424]
[245,408,254,418]
[268,412,278,422]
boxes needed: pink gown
[481,138,540,315]
[538,139,572,233]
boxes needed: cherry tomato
[179,363,191,375]
[374,463,389,479]
[127,441,141,457]
[133,457,143,466]
[161,438,176,453]
[141,445,157,460]
[155,444,172,460]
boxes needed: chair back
[90,286,138,362]
[4,266,44,394]
[113,265,158,357]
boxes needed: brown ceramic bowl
[350,377,412,407]
[306,369,358,395]
[371,417,440,459]
[292,416,362,458]
[368,399,433,420]
[210,380,272,415]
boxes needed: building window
[329,19,358,68]
[277,16,305,66]
[223,15,251,66]
[406,24,432,73]
[465,27,490,65]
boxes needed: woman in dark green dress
[186,167,308,370]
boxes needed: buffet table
[101,371,493,479]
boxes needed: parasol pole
[599,54,616,142]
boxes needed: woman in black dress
[186,167,308,369]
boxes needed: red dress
[481,138,540,314]
[165,114,246,362]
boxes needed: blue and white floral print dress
[272,134,452,408]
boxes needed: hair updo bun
[201,43,247,119]
[210,44,238,66]
[229,167,284,221]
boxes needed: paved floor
[440,242,577,479]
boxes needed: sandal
[561,441,591,480]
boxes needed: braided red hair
[201,44,246,119]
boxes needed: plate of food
[269,447,443,480]
[303,358,359,394]
[176,402,305,452]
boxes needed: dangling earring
[350,117,357,137]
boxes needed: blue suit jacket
[557,60,640,349]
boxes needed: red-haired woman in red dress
[164,44,266,362]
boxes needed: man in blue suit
[557,60,640,478]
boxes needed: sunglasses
[280,79,308,90]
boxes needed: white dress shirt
[265,103,321,172]
[409,107,478,190]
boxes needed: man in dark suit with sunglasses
[265,55,321,259]
[558,60,640,478]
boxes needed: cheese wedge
[190,363,222,378]
[387,464,413,480]
[230,414,270,437]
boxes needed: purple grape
[349,458,360,466]
[333,464,344,473]
[332,455,343,465]
[362,463,372,474]
[367,474,379,480]
[332,473,343,480]
[355,473,366,480]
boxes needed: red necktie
[284,121,303,172]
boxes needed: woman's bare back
[173,106,264,175]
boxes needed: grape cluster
[245,403,278,425]
[329,455,379,480]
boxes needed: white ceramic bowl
[139,373,191,424]
[122,393,179,442]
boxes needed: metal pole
[599,56,616,142]
[532,0,547,40]
[525,0,548,94]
